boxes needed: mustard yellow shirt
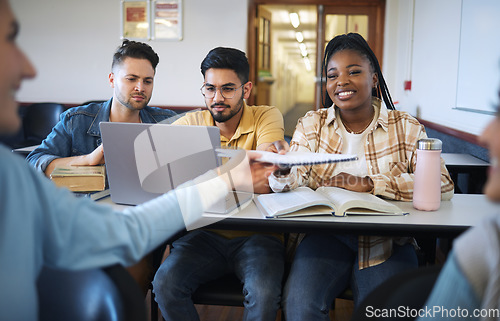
[173,102,284,150]
[173,102,284,239]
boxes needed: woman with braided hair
[267,33,454,319]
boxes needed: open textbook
[255,186,408,218]
[216,148,358,166]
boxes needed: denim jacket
[27,98,178,173]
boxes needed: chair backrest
[23,103,65,145]
[191,273,245,307]
[82,100,107,105]
[351,265,442,321]
[37,264,146,321]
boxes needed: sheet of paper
[217,149,357,166]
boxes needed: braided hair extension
[321,33,395,110]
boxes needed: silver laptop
[100,122,222,205]
[100,122,252,213]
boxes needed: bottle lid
[417,138,442,150]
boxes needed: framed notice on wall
[152,0,183,40]
[121,1,150,40]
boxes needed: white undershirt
[268,107,380,192]
[334,109,378,177]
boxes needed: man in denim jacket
[27,39,177,177]
[26,39,177,294]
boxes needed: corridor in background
[251,1,385,136]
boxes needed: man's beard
[209,96,244,123]
[117,92,150,111]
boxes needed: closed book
[50,165,106,192]
[74,189,110,201]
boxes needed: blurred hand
[322,172,374,193]
[266,140,291,177]
[248,151,279,194]
[266,139,290,155]
[218,150,278,194]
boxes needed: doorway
[247,0,386,136]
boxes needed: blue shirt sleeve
[0,145,212,320]
[26,111,74,172]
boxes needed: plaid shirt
[271,98,454,268]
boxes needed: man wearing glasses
[153,47,285,321]
[173,47,283,160]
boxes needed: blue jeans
[283,233,418,321]
[152,230,285,321]
[417,251,480,321]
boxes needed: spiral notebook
[216,149,358,167]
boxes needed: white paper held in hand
[216,149,357,166]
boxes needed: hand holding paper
[217,148,357,167]
[250,150,357,167]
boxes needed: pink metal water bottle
[413,138,442,211]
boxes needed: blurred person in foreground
[0,1,277,319]
[416,91,500,321]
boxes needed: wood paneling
[417,118,485,148]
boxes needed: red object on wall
[404,80,412,91]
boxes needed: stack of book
[50,165,109,200]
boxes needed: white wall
[12,0,248,107]
[383,0,496,136]
[12,0,497,136]
[383,0,412,110]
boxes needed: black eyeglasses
[200,83,245,99]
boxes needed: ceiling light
[289,12,300,28]
[295,31,304,43]
[304,57,312,71]
[299,43,308,57]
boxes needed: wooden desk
[442,153,489,168]
[209,194,499,238]
[99,194,500,238]
[11,144,39,157]
[442,153,489,194]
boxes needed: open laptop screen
[100,122,220,205]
